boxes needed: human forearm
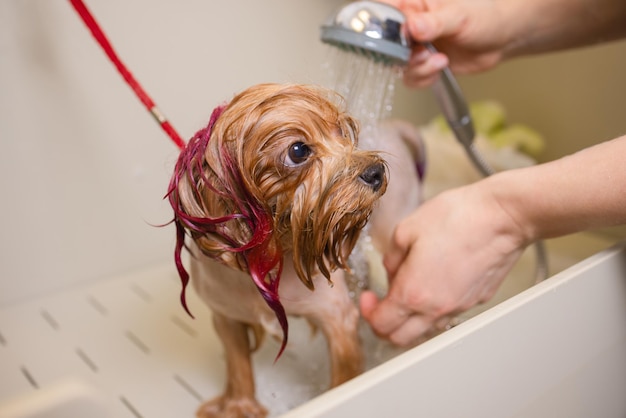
[488,135,626,242]
[502,0,626,58]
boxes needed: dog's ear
[167,101,288,355]
[168,103,282,272]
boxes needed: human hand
[380,0,513,88]
[360,180,528,346]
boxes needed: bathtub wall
[0,0,343,306]
[2,0,625,307]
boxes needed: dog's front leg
[197,312,267,418]
[324,307,363,387]
[312,294,363,388]
[285,268,365,388]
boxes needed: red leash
[69,0,186,150]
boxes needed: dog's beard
[286,157,384,289]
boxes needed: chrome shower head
[321,1,477,151]
[320,1,411,66]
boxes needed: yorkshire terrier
[167,83,424,417]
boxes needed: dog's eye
[285,142,311,166]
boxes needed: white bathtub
[284,239,626,418]
[0,234,624,418]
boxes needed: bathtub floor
[0,232,618,418]
[0,264,406,418]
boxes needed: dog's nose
[359,163,385,192]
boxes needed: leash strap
[69,0,186,150]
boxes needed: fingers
[361,248,446,346]
[361,290,458,347]
[379,0,404,8]
[382,245,404,284]
[360,290,408,335]
[385,314,433,346]
[382,216,417,279]
[359,290,379,319]
[390,314,462,346]
[403,47,449,88]
[406,8,466,42]
[361,214,459,346]
[399,6,467,87]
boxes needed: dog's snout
[359,163,385,191]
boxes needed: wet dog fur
[167,83,423,417]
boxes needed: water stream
[321,47,403,148]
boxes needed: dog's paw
[196,395,268,418]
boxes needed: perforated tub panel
[0,264,337,417]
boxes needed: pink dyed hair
[165,104,288,357]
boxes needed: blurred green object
[433,100,545,159]
[490,124,545,158]
[469,101,507,136]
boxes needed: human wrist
[499,0,626,58]
[479,169,539,246]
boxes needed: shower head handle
[434,69,475,148]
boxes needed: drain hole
[76,348,98,372]
[130,284,152,303]
[171,315,197,338]
[120,396,143,418]
[20,366,38,389]
[87,295,108,316]
[125,330,150,355]
[40,309,59,330]
[173,374,203,401]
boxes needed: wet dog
[167,83,423,417]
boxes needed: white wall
[459,41,626,163]
[2,0,624,306]
[0,0,343,305]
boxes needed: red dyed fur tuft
[166,105,289,357]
